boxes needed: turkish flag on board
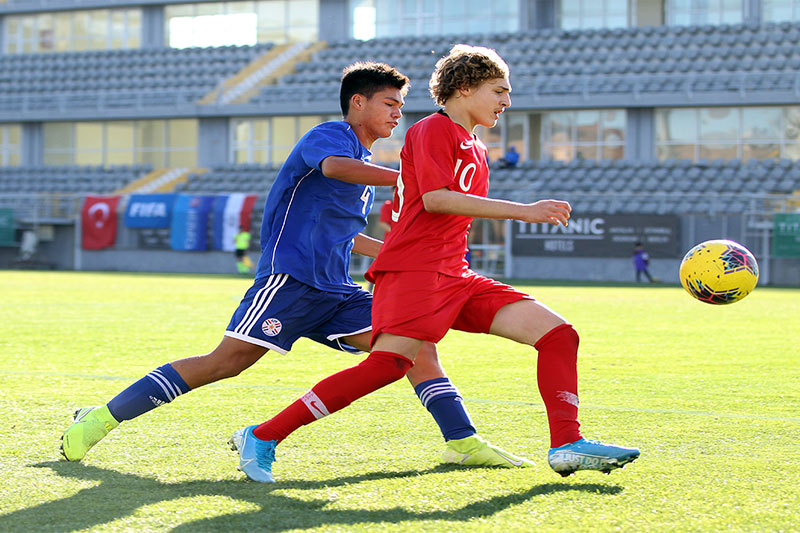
[82,195,120,250]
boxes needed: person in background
[235,226,254,274]
[500,145,519,168]
[633,242,654,283]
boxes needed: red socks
[253,326,582,449]
[253,351,413,442]
[535,324,583,448]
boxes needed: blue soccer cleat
[229,425,277,483]
[548,438,640,477]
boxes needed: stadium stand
[0,44,274,112]
[488,158,800,214]
[252,21,800,104]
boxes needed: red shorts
[370,270,532,345]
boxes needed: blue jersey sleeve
[300,122,361,171]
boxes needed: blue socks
[414,377,476,441]
[107,363,191,422]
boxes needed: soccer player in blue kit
[60,61,532,476]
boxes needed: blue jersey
[256,121,374,293]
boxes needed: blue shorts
[224,273,372,354]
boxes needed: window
[43,120,197,167]
[665,0,743,26]
[655,106,800,161]
[230,115,338,165]
[349,0,518,40]
[762,0,800,21]
[166,1,319,48]
[559,0,630,30]
[4,9,140,54]
[0,125,23,167]
[541,110,626,162]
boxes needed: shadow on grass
[5,461,623,531]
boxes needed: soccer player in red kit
[240,45,639,481]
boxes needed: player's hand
[520,199,571,226]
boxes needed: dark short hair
[340,62,410,116]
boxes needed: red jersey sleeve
[406,118,458,196]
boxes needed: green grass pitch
[0,270,798,532]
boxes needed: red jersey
[367,111,489,278]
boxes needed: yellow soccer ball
[679,240,759,304]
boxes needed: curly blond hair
[429,45,509,106]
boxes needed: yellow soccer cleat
[441,435,534,468]
[60,405,119,461]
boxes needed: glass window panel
[44,151,72,165]
[73,11,91,51]
[506,112,526,158]
[137,149,164,167]
[401,0,416,16]
[762,0,793,21]
[583,1,604,28]
[699,143,738,160]
[783,107,800,141]
[699,108,738,141]
[230,1,256,14]
[44,123,73,151]
[657,144,694,161]
[21,16,34,40]
[107,150,134,165]
[656,108,697,143]
[351,0,376,40]
[742,143,779,161]
[127,9,141,48]
[549,144,574,162]
[561,0,581,24]
[106,121,134,152]
[7,125,21,145]
[576,145,598,160]
[234,120,251,143]
[602,110,626,142]
[742,107,781,141]
[75,150,103,166]
[547,112,574,143]
[91,11,108,49]
[137,120,165,149]
[720,0,743,24]
[466,0,490,17]
[576,111,599,142]
[298,116,320,136]
[38,15,55,51]
[197,3,221,16]
[443,0,465,16]
[168,119,198,149]
[76,122,103,151]
[291,0,318,26]
[441,18,463,34]
[288,25,317,42]
[602,145,625,160]
[168,148,196,167]
[271,117,295,164]
[783,143,800,160]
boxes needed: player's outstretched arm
[352,233,382,258]
[320,156,399,186]
[422,188,571,226]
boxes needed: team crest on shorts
[261,318,282,336]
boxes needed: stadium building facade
[0,0,799,285]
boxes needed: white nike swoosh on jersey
[460,140,474,150]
